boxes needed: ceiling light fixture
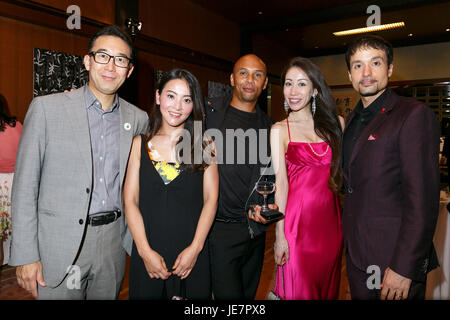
[333,22,405,36]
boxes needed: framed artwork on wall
[33,48,88,97]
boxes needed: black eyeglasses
[89,51,132,68]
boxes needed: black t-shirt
[217,105,266,220]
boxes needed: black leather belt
[88,210,121,226]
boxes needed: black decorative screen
[33,48,89,97]
[208,81,232,98]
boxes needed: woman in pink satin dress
[272,57,344,300]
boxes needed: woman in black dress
[124,69,218,299]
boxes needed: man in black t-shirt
[205,54,276,300]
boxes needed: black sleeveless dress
[129,135,210,299]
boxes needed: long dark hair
[281,57,343,193]
[146,68,208,172]
[0,94,17,132]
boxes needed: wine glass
[256,181,275,212]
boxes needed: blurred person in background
[0,94,22,266]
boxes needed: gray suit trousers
[37,219,126,300]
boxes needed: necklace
[308,143,329,157]
[288,116,313,121]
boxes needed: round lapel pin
[124,123,131,131]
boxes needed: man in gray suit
[9,25,148,299]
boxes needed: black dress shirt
[343,88,390,182]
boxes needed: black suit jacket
[342,90,440,282]
[204,95,274,236]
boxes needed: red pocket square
[368,134,378,141]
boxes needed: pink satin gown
[274,119,343,300]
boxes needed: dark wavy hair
[281,57,343,193]
[345,35,393,70]
[146,68,209,172]
[0,94,16,132]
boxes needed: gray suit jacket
[9,87,148,287]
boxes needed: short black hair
[345,35,393,70]
[88,25,134,61]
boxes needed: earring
[311,95,317,117]
[284,100,289,113]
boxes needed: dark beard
[358,83,384,97]
[239,92,259,103]
[360,89,380,97]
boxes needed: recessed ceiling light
[446,28,450,32]
[258,11,263,15]
[408,33,413,37]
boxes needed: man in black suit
[341,35,440,300]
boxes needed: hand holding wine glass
[248,181,284,223]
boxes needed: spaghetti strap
[286,117,291,142]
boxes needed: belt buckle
[89,210,120,226]
[90,214,105,226]
[107,211,118,224]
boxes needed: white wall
[311,41,450,86]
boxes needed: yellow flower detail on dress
[153,161,182,184]
[147,140,182,184]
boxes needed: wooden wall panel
[253,33,295,77]
[0,16,90,122]
[0,1,235,123]
[270,83,285,122]
[139,0,240,62]
[30,0,115,25]
[0,16,232,123]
